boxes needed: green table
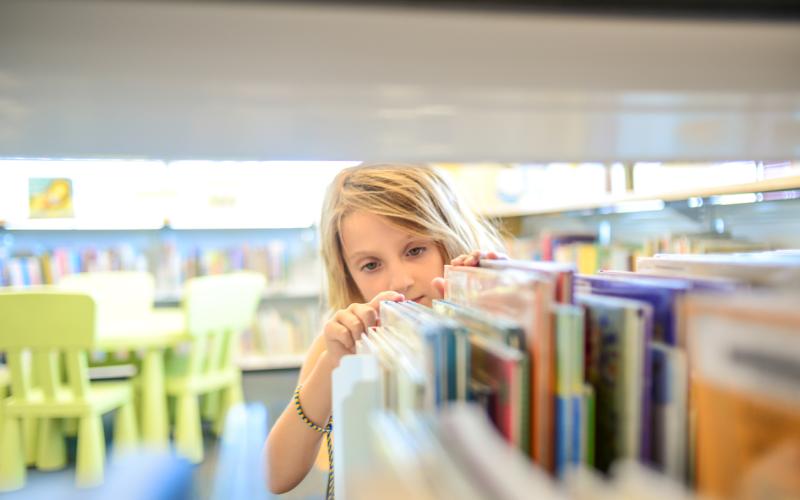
[96,308,188,448]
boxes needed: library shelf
[482,175,800,218]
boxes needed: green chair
[165,271,265,463]
[58,271,155,331]
[0,289,138,491]
[0,365,8,453]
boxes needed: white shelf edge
[237,353,306,371]
[481,175,800,218]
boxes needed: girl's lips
[411,295,425,303]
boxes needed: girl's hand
[450,250,508,267]
[323,290,405,361]
[431,250,508,298]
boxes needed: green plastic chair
[165,271,265,463]
[0,365,8,447]
[58,271,156,331]
[0,289,138,491]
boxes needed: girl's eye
[361,261,380,272]
[407,246,426,257]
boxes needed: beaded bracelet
[293,385,334,500]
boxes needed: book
[469,334,528,451]
[380,300,465,406]
[433,299,526,351]
[686,291,800,499]
[649,342,688,482]
[577,293,653,472]
[637,253,800,288]
[480,259,576,304]
[444,264,556,470]
[553,304,585,476]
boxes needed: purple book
[577,273,735,465]
[579,274,699,345]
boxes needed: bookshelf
[455,164,800,276]
[482,175,800,218]
[0,226,324,372]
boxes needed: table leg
[141,349,168,448]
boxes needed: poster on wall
[28,178,75,219]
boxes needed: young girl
[265,163,506,495]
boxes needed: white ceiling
[1,0,799,161]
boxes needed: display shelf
[237,352,305,371]
[483,175,800,218]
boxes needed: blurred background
[0,0,798,499]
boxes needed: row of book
[0,245,147,287]
[331,251,800,499]
[351,403,697,500]
[151,241,298,294]
[506,231,770,275]
[0,241,304,291]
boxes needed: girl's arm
[265,334,334,494]
[264,290,405,494]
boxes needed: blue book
[555,395,571,476]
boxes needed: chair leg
[0,415,25,491]
[76,415,105,487]
[202,390,221,422]
[175,394,203,463]
[113,402,138,458]
[214,377,244,437]
[22,417,38,466]
[36,418,66,470]
[63,417,79,437]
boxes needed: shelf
[154,286,320,305]
[482,175,800,218]
[237,353,305,371]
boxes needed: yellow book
[576,243,598,275]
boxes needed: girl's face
[340,210,444,307]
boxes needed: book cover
[444,264,555,470]
[553,304,584,476]
[687,291,800,499]
[469,335,527,451]
[480,259,576,304]
[650,341,688,482]
[577,293,652,472]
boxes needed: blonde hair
[320,163,505,310]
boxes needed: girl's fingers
[451,254,469,266]
[452,250,508,267]
[350,303,378,331]
[336,310,366,344]
[330,322,355,350]
[368,290,405,309]
[431,277,446,299]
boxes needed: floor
[3,368,327,500]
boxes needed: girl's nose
[389,266,414,294]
